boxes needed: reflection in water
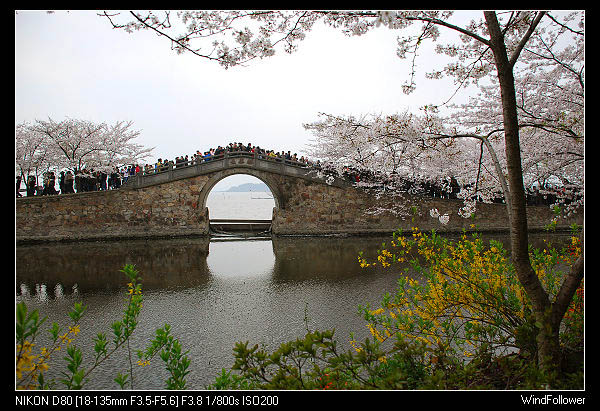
[36,284,48,302]
[18,283,75,303]
[54,283,63,299]
[15,232,572,389]
[16,237,212,295]
[207,239,275,281]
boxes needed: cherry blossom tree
[16,117,153,182]
[15,121,56,188]
[101,10,584,377]
[303,111,485,202]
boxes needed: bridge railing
[139,151,309,177]
[121,150,318,189]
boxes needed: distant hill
[225,182,270,192]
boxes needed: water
[15,191,398,389]
[15,192,573,390]
[206,191,275,220]
[16,235,402,389]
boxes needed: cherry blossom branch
[508,11,546,67]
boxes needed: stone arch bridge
[16,152,577,243]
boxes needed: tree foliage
[16,117,153,180]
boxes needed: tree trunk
[483,12,561,375]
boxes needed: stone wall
[16,175,211,243]
[271,178,582,236]
[16,170,582,243]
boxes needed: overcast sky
[15,10,475,188]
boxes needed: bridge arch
[198,168,283,218]
[17,149,578,242]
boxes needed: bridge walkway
[121,151,336,190]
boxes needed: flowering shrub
[561,279,583,350]
[359,227,583,364]
[212,329,434,390]
[16,302,85,389]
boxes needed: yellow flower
[349,339,363,353]
[35,361,49,372]
[366,324,385,342]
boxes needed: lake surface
[15,192,573,390]
[206,191,275,220]
[16,235,404,390]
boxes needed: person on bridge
[62,171,74,194]
[26,175,36,196]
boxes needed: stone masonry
[271,177,582,235]
[16,175,211,243]
[16,167,582,243]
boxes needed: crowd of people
[16,168,123,197]
[150,142,314,175]
[16,142,317,197]
[16,141,567,207]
